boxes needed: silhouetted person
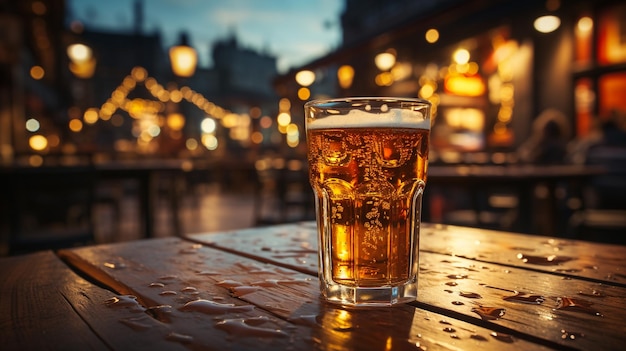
[518,109,571,164]
[582,110,626,209]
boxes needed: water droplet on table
[103,261,126,269]
[181,286,198,293]
[561,329,585,340]
[217,280,244,288]
[555,297,603,316]
[215,316,288,338]
[231,286,262,297]
[503,292,545,304]
[516,253,574,265]
[490,332,515,343]
[105,295,145,313]
[460,291,482,299]
[471,307,506,320]
[179,299,255,314]
[470,334,488,341]
[578,290,605,298]
[287,314,319,327]
[179,244,202,254]
[166,332,194,343]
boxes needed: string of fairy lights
[67,66,299,154]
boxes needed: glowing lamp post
[169,33,197,77]
[67,43,96,78]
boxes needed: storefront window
[574,78,595,136]
[598,3,626,65]
[574,15,593,65]
[599,72,626,118]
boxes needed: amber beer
[305,98,431,306]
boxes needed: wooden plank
[0,251,106,350]
[188,222,319,275]
[188,223,626,350]
[59,237,555,351]
[416,251,626,351]
[0,251,187,351]
[419,223,626,287]
[189,222,626,286]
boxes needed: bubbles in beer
[308,126,428,287]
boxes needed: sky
[67,0,344,73]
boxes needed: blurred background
[1,0,625,256]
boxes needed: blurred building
[0,0,283,164]
[0,0,68,164]
[276,0,626,164]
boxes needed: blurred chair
[253,156,315,226]
[6,166,97,255]
[568,146,626,244]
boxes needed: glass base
[320,277,417,307]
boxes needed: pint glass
[305,97,431,307]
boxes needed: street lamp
[169,32,197,77]
[67,43,96,78]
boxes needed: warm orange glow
[131,66,147,81]
[277,112,291,127]
[166,113,185,131]
[419,83,435,99]
[249,106,262,118]
[337,65,354,89]
[67,43,96,78]
[375,52,396,71]
[30,66,45,80]
[297,87,310,100]
[375,72,394,86]
[69,59,96,78]
[202,134,218,150]
[27,154,43,167]
[251,131,263,144]
[32,1,47,15]
[295,70,316,86]
[260,116,272,129]
[279,98,291,112]
[83,108,99,124]
[69,119,83,132]
[67,44,91,63]
[186,138,198,150]
[169,45,197,77]
[47,134,60,147]
[453,48,470,64]
[534,15,561,33]
[425,28,439,43]
[577,16,593,32]
[444,75,486,97]
[29,135,48,151]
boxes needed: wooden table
[2,222,625,350]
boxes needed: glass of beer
[305,97,431,307]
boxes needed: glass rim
[304,96,431,109]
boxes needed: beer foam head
[307,109,430,130]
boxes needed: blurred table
[95,159,188,238]
[427,164,607,234]
[2,222,625,350]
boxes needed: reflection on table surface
[1,222,625,350]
